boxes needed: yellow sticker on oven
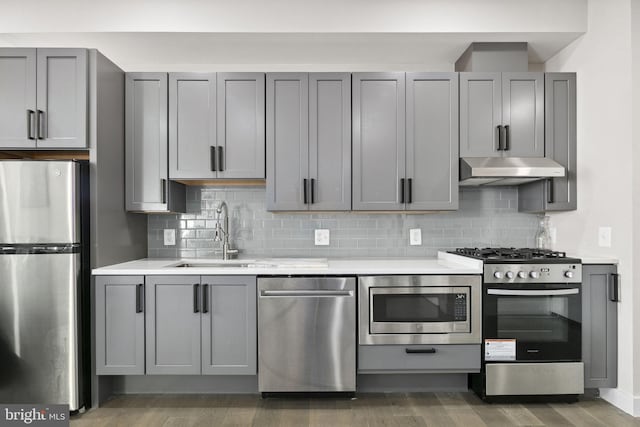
[484,339,516,361]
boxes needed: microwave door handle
[487,289,579,296]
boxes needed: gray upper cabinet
[460,72,543,158]
[582,264,618,389]
[201,276,257,375]
[459,72,501,158]
[126,73,185,213]
[518,73,577,213]
[352,72,406,211]
[0,48,87,150]
[145,276,202,375]
[308,73,351,211]
[266,73,309,211]
[267,73,351,212]
[217,73,265,179]
[169,73,217,180]
[95,276,145,375]
[406,73,459,210]
[0,49,37,149]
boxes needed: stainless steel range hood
[459,157,565,186]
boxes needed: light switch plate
[164,229,176,246]
[315,229,330,246]
[409,228,422,246]
[598,226,612,247]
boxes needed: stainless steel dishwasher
[258,277,356,393]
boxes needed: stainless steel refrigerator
[0,160,89,411]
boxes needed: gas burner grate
[453,247,568,261]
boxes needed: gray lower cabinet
[460,72,543,158]
[352,72,406,211]
[95,276,145,375]
[0,48,87,149]
[267,73,350,211]
[358,345,481,373]
[201,276,257,375]
[145,276,202,375]
[125,72,185,212]
[582,264,618,389]
[519,73,577,213]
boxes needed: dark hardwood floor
[71,392,640,427]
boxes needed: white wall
[545,0,637,414]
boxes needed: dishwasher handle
[260,290,353,297]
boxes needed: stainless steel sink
[172,262,274,268]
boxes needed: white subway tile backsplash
[147,186,538,258]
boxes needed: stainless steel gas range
[448,248,584,401]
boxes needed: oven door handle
[487,289,579,296]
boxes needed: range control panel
[484,263,582,284]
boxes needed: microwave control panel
[454,293,467,321]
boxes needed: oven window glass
[496,295,578,342]
[372,293,465,323]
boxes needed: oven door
[369,287,471,334]
[483,284,581,362]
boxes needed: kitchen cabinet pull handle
[161,179,167,204]
[27,110,35,140]
[303,178,308,204]
[136,284,144,313]
[202,284,209,313]
[496,125,503,150]
[547,178,554,204]
[193,284,200,313]
[37,110,45,139]
[407,178,413,204]
[210,146,217,171]
[504,125,510,151]
[310,179,315,204]
[609,273,620,302]
[400,178,405,204]
[217,146,224,171]
[406,348,437,354]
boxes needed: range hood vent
[459,157,565,186]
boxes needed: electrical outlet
[409,228,422,246]
[598,227,612,247]
[314,229,330,246]
[164,229,176,246]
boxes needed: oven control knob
[505,271,515,279]
[530,271,540,279]
[517,271,527,279]
[564,270,574,279]
[493,271,503,279]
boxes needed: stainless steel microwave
[358,275,482,345]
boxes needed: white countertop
[570,255,619,265]
[92,252,483,276]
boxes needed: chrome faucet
[213,201,238,260]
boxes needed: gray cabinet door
[217,73,265,179]
[582,265,618,389]
[35,48,87,149]
[546,73,577,210]
[518,73,576,213]
[501,72,544,157]
[95,276,145,375]
[266,73,309,211]
[406,72,459,211]
[125,73,169,212]
[201,276,257,375]
[0,48,37,149]
[146,276,201,375]
[309,73,351,211]
[352,72,405,211]
[459,72,502,158]
[168,73,216,179]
